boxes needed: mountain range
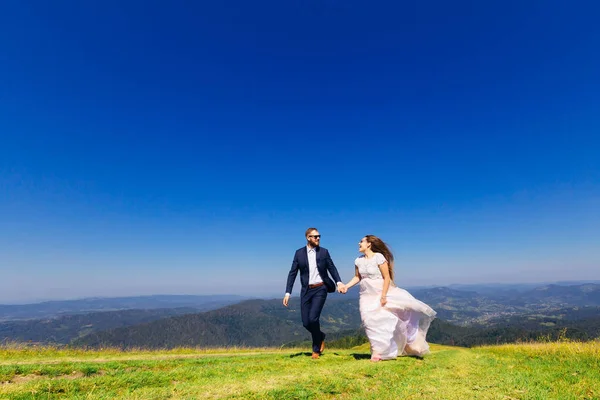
[2,283,599,348]
[0,294,250,321]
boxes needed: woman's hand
[380,296,387,307]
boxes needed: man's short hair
[305,227,318,237]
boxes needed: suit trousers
[301,285,328,353]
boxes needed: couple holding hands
[283,228,436,362]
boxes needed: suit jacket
[286,246,342,296]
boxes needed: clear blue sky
[1,1,599,303]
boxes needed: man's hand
[337,282,347,294]
[283,294,290,307]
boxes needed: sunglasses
[308,235,321,239]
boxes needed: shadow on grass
[289,352,355,359]
[350,353,424,361]
[289,352,312,358]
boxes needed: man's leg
[300,290,318,351]
[307,286,328,353]
[300,291,312,338]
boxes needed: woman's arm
[378,262,391,306]
[344,266,361,291]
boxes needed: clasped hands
[283,283,348,307]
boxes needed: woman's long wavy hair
[365,235,395,282]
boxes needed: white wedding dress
[356,253,436,359]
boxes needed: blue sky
[1,1,599,303]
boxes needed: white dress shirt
[307,246,323,285]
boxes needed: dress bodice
[355,253,387,280]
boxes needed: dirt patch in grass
[2,374,44,385]
[1,370,105,385]
[62,371,86,380]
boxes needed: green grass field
[1,341,598,399]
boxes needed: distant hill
[73,297,362,348]
[300,306,600,349]
[1,295,360,346]
[446,282,544,293]
[428,307,600,346]
[0,295,250,321]
[517,284,600,306]
[411,283,600,325]
[446,280,600,294]
[4,283,600,348]
[0,308,201,345]
[73,297,600,350]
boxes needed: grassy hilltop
[1,341,598,399]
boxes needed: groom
[283,228,345,359]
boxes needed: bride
[342,235,437,362]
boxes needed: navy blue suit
[286,246,342,353]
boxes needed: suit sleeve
[325,250,342,284]
[285,251,299,294]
